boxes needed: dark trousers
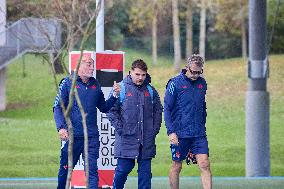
[57,138,99,189]
[113,149,152,189]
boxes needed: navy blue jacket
[107,74,163,159]
[53,75,118,138]
[164,70,207,138]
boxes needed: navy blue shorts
[170,136,209,162]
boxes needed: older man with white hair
[53,55,120,189]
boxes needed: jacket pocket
[122,123,138,136]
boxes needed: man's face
[78,58,94,78]
[130,68,147,85]
[185,63,203,80]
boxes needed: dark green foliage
[267,0,284,54]
[206,32,242,59]
[104,1,131,50]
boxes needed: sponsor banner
[95,52,124,86]
[71,170,114,188]
[69,51,124,188]
[97,88,117,170]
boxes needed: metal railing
[0,17,61,70]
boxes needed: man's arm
[152,87,163,136]
[202,81,207,125]
[96,82,120,113]
[106,97,123,135]
[164,80,179,144]
[53,78,69,140]
[164,80,177,135]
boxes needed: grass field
[0,50,283,178]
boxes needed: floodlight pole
[246,0,270,177]
[0,0,6,111]
[96,0,104,52]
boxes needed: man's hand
[58,128,69,141]
[169,133,179,145]
[113,81,121,97]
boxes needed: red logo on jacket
[126,92,133,96]
[181,85,188,89]
[176,151,181,158]
[198,84,203,89]
[145,91,150,97]
[91,85,96,89]
[75,85,80,88]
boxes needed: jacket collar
[69,73,96,85]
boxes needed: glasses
[188,67,203,75]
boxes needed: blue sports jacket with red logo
[53,75,118,138]
[107,74,163,159]
[164,70,207,138]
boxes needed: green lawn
[0,51,283,177]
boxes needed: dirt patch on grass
[6,102,32,110]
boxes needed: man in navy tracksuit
[53,55,120,189]
[107,59,163,189]
[164,55,212,189]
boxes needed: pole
[246,0,270,177]
[96,0,104,52]
[0,0,6,46]
[0,0,6,111]
[0,67,6,111]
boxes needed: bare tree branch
[74,88,89,188]
[6,1,102,188]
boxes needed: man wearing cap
[53,55,121,189]
[164,54,212,189]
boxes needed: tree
[240,1,247,59]
[185,0,193,58]
[199,0,206,59]
[267,0,284,54]
[215,0,248,59]
[6,1,101,188]
[127,0,167,65]
[7,0,51,21]
[50,0,97,52]
[152,0,158,65]
[50,2,100,189]
[104,0,129,50]
[172,0,182,71]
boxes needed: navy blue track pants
[113,148,152,189]
[57,137,99,189]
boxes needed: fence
[0,17,61,70]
